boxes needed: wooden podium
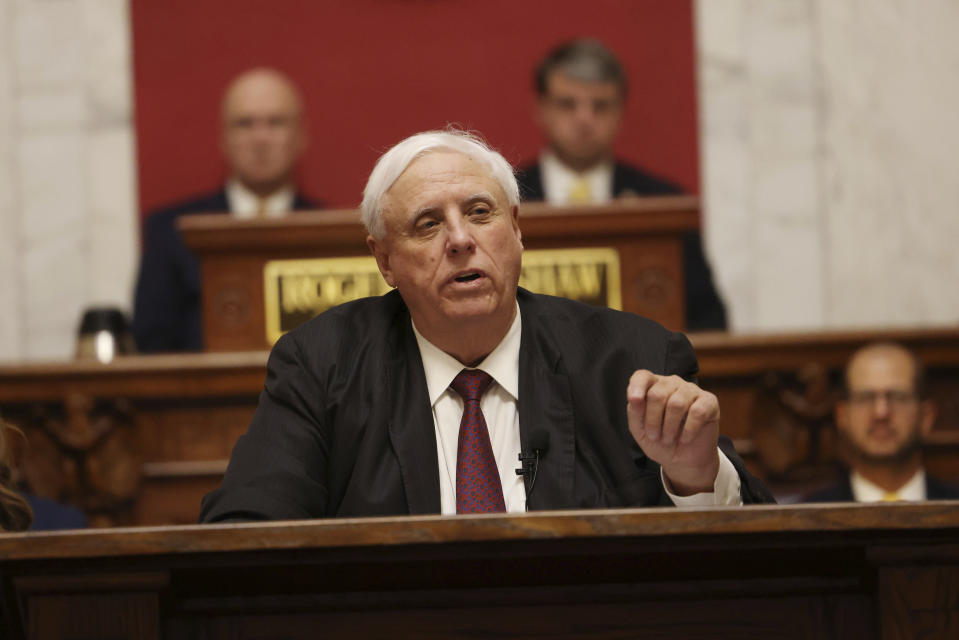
[2,504,958,639]
[179,197,700,351]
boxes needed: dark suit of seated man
[200,130,773,522]
[133,68,319,352]
[515,38,727,331]
[805,342,959,503]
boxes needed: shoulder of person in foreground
[517,289,698,379]
[198,291,408,523]
[518,290,775,504]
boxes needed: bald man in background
[133,68,321,352]
[805,342,959,503]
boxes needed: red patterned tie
[450,369,505,513]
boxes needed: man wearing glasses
[806,342,959,502]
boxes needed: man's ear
[367,235,395,287]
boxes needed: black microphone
[516,429,550,508]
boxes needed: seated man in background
[515,39,727,331]
[805,342,959,502]
[200,129,773,523]
[133,68,320,352]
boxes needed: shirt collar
[850,468,927,502]
[225,179,296,218]
[539,149,614,205]
[412,304,522,406]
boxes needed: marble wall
[817,0,959,327]
[0,0,138,362]
[697,0,959,331]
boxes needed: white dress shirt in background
[850,469,926,502]
[539,150,614,206]
[225,179,296,219]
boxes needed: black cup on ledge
[75,307,136,363]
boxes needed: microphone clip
[516,448,542,502]
[516,450,538,477]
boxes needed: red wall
[131,0,699,215]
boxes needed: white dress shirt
[225,179,296,219]
[539,150,614,205]
[850,469,926,502]
[411,306,742,515]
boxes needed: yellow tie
[567,177,592,204]
[881,491,901,502]
[256,198,269,217]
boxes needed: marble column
[0,0,138,362]
[817,0,959,327]
[696,0,959,331]
[696,0,824,332]
[0,0,21,359]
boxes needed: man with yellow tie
[805,342,959,503]
[515,39,727,331]
[132,68,320,352]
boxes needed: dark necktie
[450,369,505,513]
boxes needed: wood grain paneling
[3,505,958,639]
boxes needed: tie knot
[450,369,494,402]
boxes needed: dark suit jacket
[200,289,773,522]
[804,472,959,503]
[25,494,88,531]
[515,161,728,331]
[132,189,319,352]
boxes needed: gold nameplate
[264,248,621,344]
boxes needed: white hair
[361,129,520,239]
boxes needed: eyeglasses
[847,390,918,408]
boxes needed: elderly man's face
[836,347,935,464]
[537,70,623,172]
[221,71,306,196]
[370,151,523,343]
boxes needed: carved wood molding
[5,394,139,526]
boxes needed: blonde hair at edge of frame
[0,419,32,532]
[360,128,521,241]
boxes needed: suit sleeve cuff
[661,448,743,507]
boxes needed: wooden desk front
[2,505,958,639]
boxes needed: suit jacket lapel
[925,475,959,500]
[838,475,856,501]
[385,304,442,514]
[518,292,577,510]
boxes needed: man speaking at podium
[133,68,319,353]
[200,130,772,523]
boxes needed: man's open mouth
[454,272,481,283]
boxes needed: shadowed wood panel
[169,597,873,640]
[879,565,959,640]
[28,593,158,640]
[3,505,956,639]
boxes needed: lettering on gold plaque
[519,248,620,309]
[264,248,620,344]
